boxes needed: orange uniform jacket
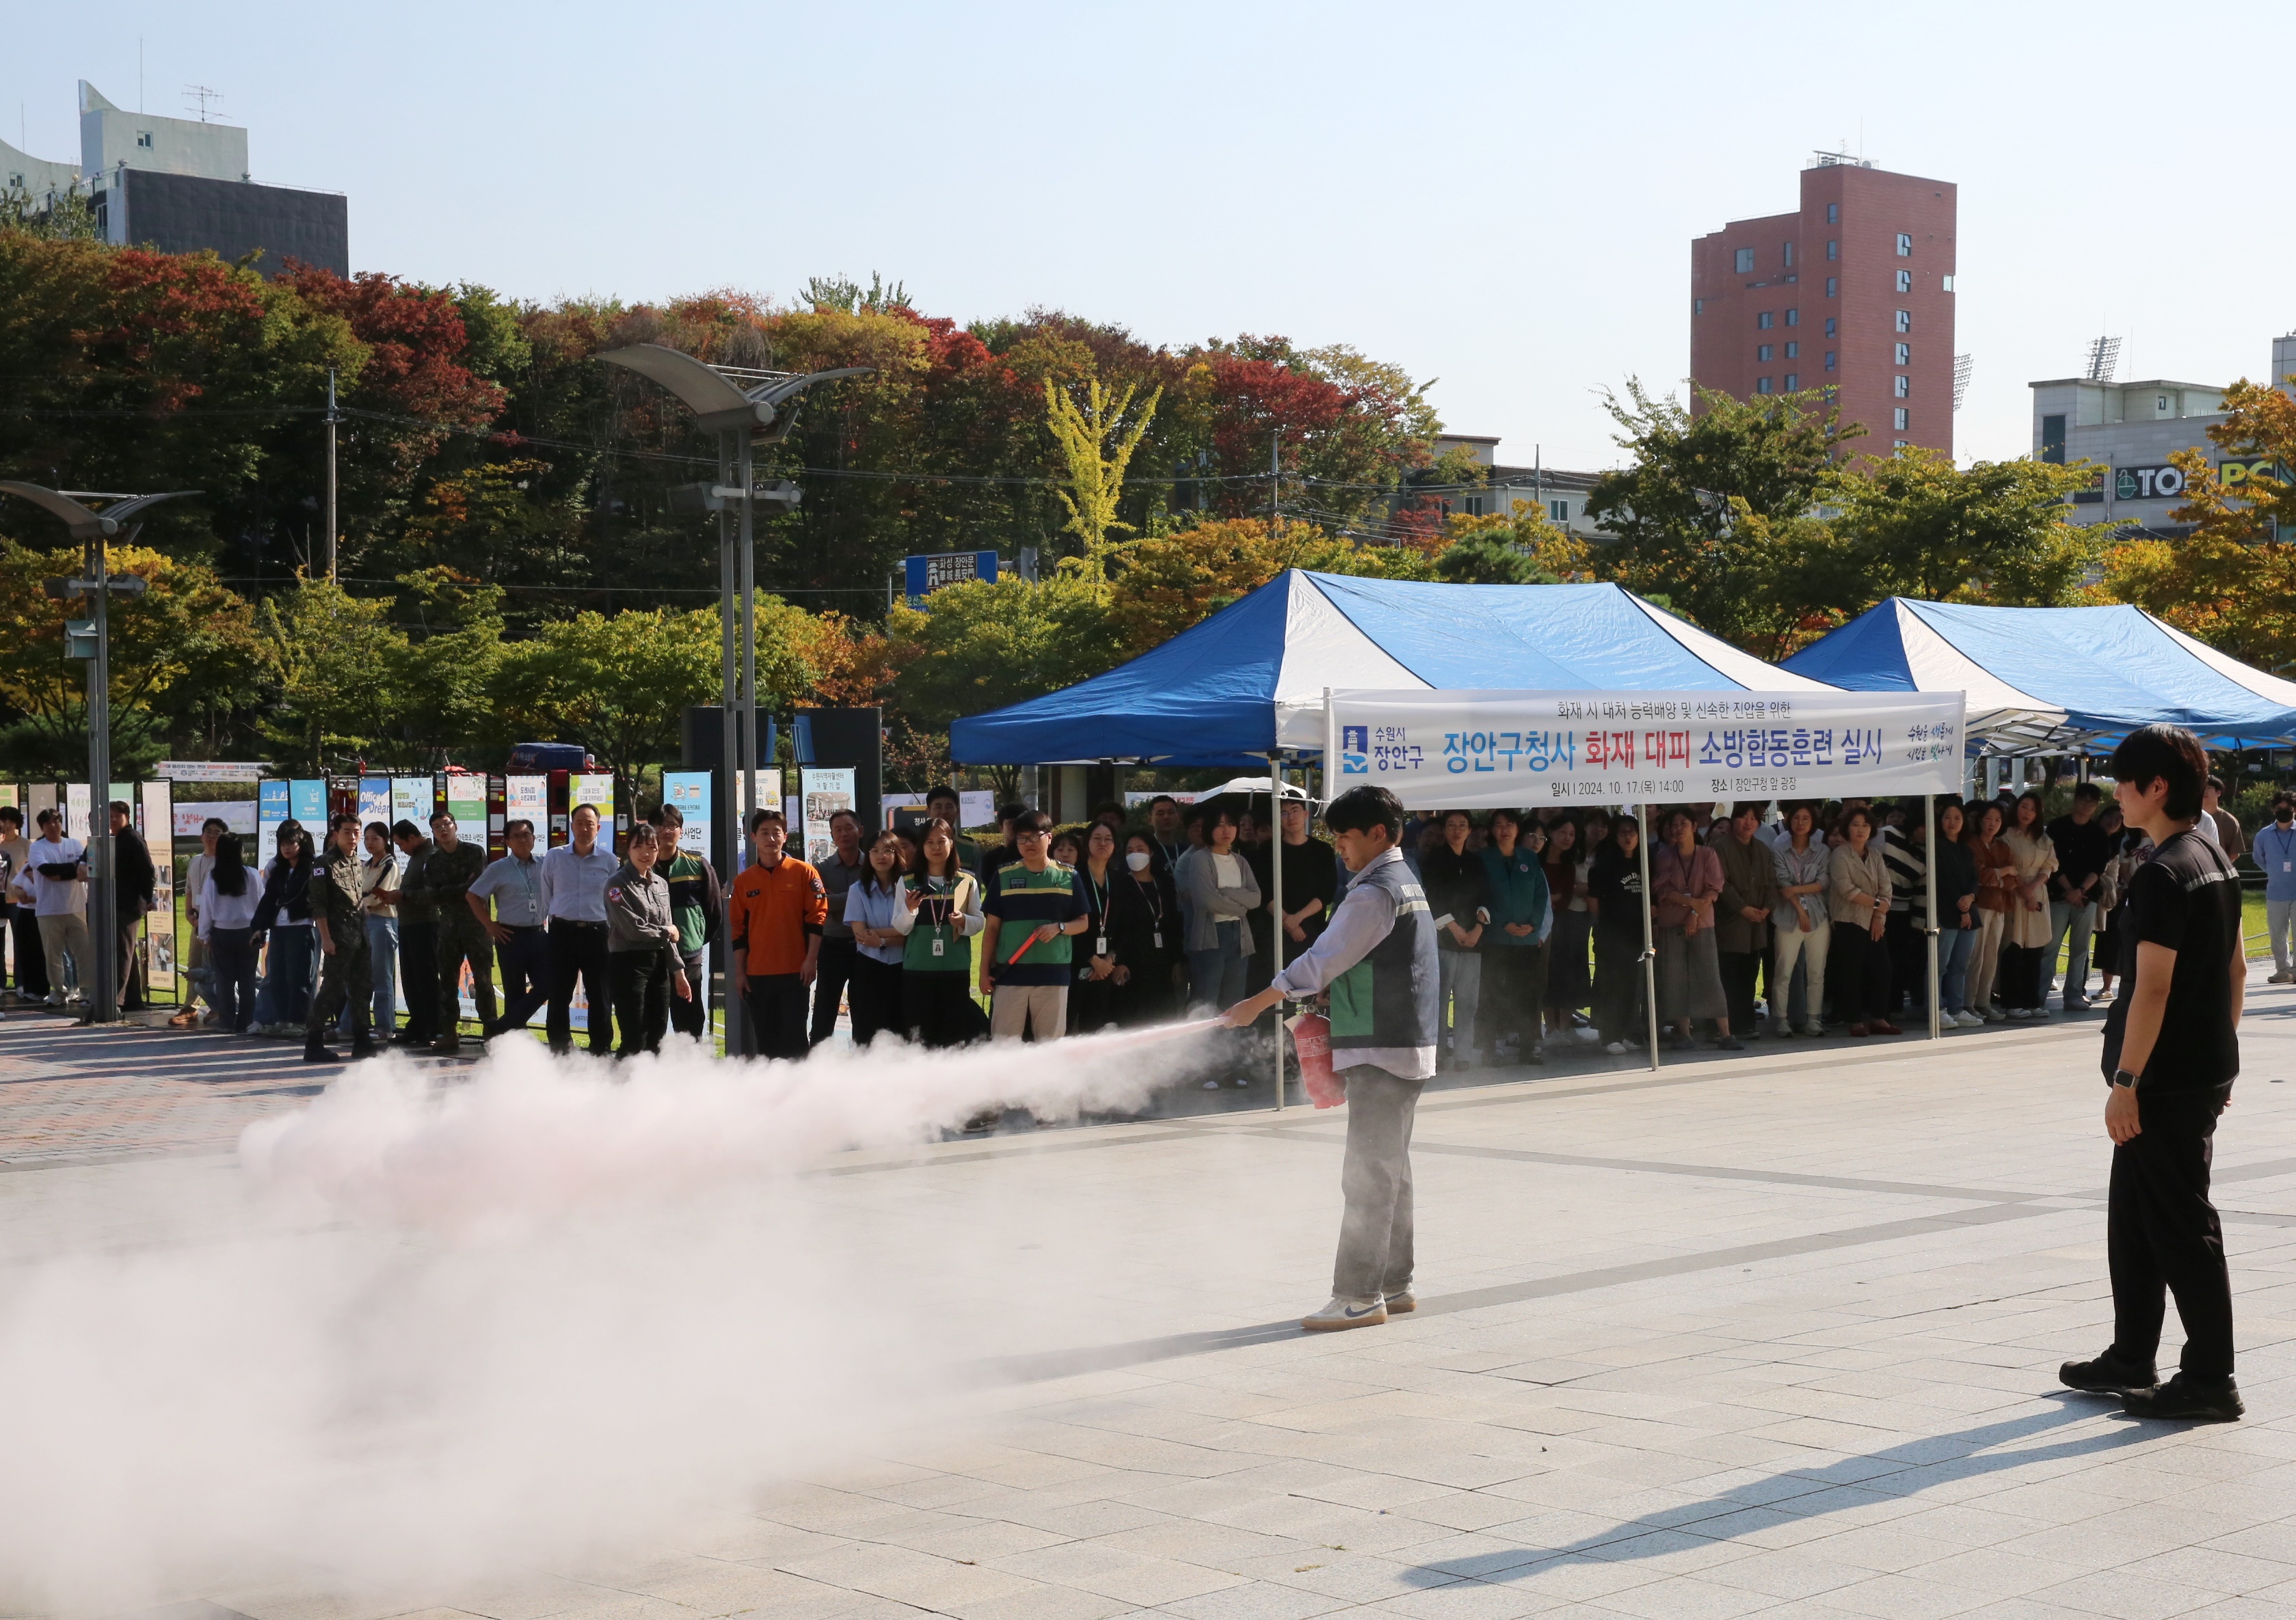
[728,856,829,975]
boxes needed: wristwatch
[2111,1069,2139,1090]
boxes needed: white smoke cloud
[0,1024,1324,1616]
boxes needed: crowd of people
[0,772,2273,1081]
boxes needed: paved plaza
[3,978,2296,1620]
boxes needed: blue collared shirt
[470,852,546,926]
[539,843,619,923]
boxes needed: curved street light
[0,482,198,1023]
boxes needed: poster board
[444,775,486,837]
[257,780,289,859]
[289,779,326,828]
[139,780,176,998]
[730,768,782,872]
[800,768,855,865]
[358,777,392,825]
[505,775,547,837]
[663,771,711,850]
[569,773,615,818]
[391,777,432,833]
[66,783,92,841]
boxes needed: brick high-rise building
[1690,154,1956,458]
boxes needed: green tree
[492,607,730,799]
[886,576,1116,731]
[1830,448,2103,606]
[1045,376,1161,576]
[256,576,411,772]
[1432,533,1556,585]
[1583,380,1865,647]
[0,538,267,776]
[379,568,507,768]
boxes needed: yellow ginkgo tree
[1043,376,1161,579]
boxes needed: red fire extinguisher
[1286,1010,1346,1109]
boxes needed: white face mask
[1126,851,1152,872]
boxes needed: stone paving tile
[12,993,2296,1620]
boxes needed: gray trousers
[1437,947,1480,1055]
[1334,1064,1424,1301]
[2047,900,2096,1001]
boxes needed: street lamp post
[594,347,868,1048]
[0,483,196,1023]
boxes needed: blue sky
[13,1,2291,472]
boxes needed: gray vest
[1327,854,1439,1054]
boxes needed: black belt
[552,918,608,930]
[500,922,542,934]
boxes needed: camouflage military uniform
[305,848,373,1053]
[423,838,496,1048]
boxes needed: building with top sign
[2029,333,2296,535]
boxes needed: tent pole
[1925,793,1940,1042]
[1268,751,1285,1113]
[1638,800,1659,1073]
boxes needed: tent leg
[1925,793,1941,1042]
[1268,752,1285,1113]
[1638,801,1660,1073]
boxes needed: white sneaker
[1302,1295,1387,1331]
[1384,1290,1416,1314]
[1955,1010,1985,1028]
[1799,1021,1826,1038]
[1575,1025,1601,1042]
[1604,1040,1630,1055]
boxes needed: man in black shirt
[2045,782,2111,1012]
[2061,725,2247,1421]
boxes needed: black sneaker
[1715,1036,1745,1051]
[2123,1374,2243,1422]
[2060,1348,2157,1394]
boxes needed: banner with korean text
[1329,688,1966,809]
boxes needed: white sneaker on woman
[1955,1009,1985,1027]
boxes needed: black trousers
[8,907,48,998]
[2109,1098,2234,1380]
[668,947,707,1040]
[1999,943,2046,1012]
[745,973,811,1059]
[1718,947,1763,1036]
[903,971,980,1049]
[1828,921,1893,1022]
[1884,913,1927,1010]
[398,919,438,1040]
[610,946,673,1059]
[1592,926,1644,1046]
[490,925,551,1036]
[847,954,904,1046]
[809,938,858,1046]
[209,926,258,1032]
[547,920,613,1053]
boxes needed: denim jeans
[1186,920,1249,1014]
[1938,923,1977,1013]
[254,924,315,1027]
[342,916,398,1036]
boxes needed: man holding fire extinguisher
[1223,785,1439,1331]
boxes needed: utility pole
[0,483,195,1023]
[1270,430,1280,530]
[324,368,338,582]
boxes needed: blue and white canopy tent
[950,572,1916,1091]
[950,569,1832,769]
[1780,597,2296,755]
